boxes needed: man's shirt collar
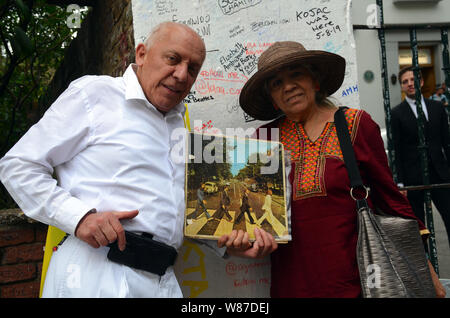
[123,64,186,116]
[405,94,428,120]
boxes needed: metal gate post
[441,28,450,114]
[410,28,439,274]
[376,0,397,181]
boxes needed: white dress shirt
[405,95,429,121]
[0,64,187,249]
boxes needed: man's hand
[75,210,139,251]
[218,228,278,259]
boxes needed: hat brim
[239,51,346,121]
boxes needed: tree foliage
[236,147,284,192]
[0,0,85,207]
[187,135,234,193]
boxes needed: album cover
[184,132,290,243]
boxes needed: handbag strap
[334,107,369,206]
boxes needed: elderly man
[0,22,276,298]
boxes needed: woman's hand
[218,228,278,259]
[428,260,447,298]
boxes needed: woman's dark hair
[304,64,337,108]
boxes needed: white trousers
[42,235,183,298]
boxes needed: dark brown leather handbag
[334,107,435,298]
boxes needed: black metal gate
[353,0,450,276]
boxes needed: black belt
[107,231,178,276]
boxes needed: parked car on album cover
[204,181,218,194]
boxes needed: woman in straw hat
[239,41,444,297]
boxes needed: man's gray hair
[143,21,204,51]
[144,22,171,49]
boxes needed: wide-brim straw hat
[239,41,346,121]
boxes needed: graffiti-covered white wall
[132,0,360,132]
[130,0,359,297]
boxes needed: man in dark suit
[213,184,233,222]
[391,66,450,246]
[235,188,255,224]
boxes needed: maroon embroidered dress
[256,108,428,298]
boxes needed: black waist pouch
[107,231,178,276]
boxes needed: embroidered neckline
[295,121,332,145]
[279,108,361,200]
